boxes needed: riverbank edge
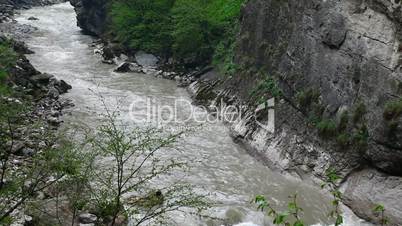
[65,0,402,224]
[0,1,74,224]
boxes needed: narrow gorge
[0,0,401,226]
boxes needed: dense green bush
[383,98,402,121]
[337,111,349,132]
[109,0,245,65]
[171,0,217,62]
[110,0,175,54]
[383,98,402,139]
[0,41,17,95]
[336,133,350,148]
[249,76,282,105]
[352,125,369,151]
[296,88,320,110]
[353,102,367,123]
[212,23,239,76]
[316,119,337,138]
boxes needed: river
[15,3,370,226]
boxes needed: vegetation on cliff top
[109,0,245,67]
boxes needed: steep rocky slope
[190,0,402,224]
[70,0,402,224]
[233,0,402,175]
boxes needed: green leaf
[374,204,385,212]
[273,213,288,224]
[255,195,266,203]
[288,202,297,210]
[294,220,304,226]
[335,215,343,226]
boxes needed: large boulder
[114,62,143,73]
[135,51,159,68]
[78,213,97,224]
[69,0,108,36]
[30,73,53,84]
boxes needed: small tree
[255,169,390,226]
[321,169,343,226]
[373,204,389,226]
[254,194,304,226]
[87,107,208,225]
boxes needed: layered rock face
[234,0,402,175]
[69,0,108,36]
[189,0,402,224]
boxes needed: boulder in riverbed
[31,73,54,84]
[114,62,143,73]
[50,79,72,94]
[78,213,97,224]
[135,51,158,67]
[47,87,60,99]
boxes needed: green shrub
[250,76,282,100]
[0,41,17,95]
[352,125,369,151]
[352,102,366,123]
[383,98,402,121]
[110,0,174,54]
[316,119,337,138]
[0,70,10,95]
[212,23,239,76]
[0,41,17,69]
[336,133,350,148]
[337,111,349,132]
[296,88,320,110]
[109,0,246,64]
[171,0,218,62]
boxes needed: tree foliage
[0,40,17,95]
[109,0,246,65]
[83,106,209,225]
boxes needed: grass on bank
[0,40,17,95]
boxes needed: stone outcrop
[69,0,107,36]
